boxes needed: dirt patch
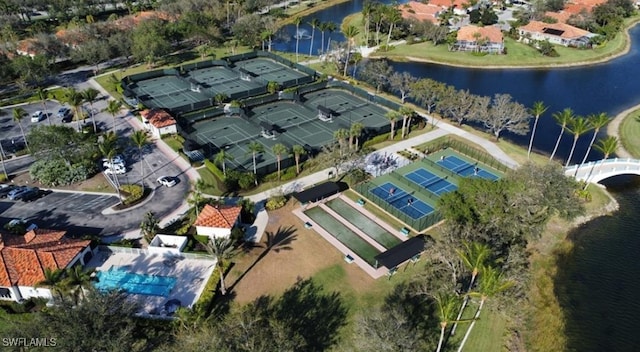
[227,200,375,303]
[8,172,114,193]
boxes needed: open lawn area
[619,110,640,158]
[225,199,506,351]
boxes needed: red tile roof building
[399,1,443,24]
[519,21,593,47]
[140,109,178,137]
[195,205,242,229]
[453,25,504,53]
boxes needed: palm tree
[342,25,360,77]
[433,292,467,352]
[318,22,328,55]
[334,128,349,156]
[246,141,264,185]
[272,143,289,181]
[451,242,491,335]
[64,266,93,303]
[399,106,414,139]
[349,122,365,150]
[189,179,206,218]
[292,144,306,175]
[325,22,337,59]
[205,237,238,296]
[293,17,302,63]
[82,88,100,133]
[130,130,149,186]
[362,1,374,46]
[385,6,401,46]
[103,100,123,133]
[549,108,574,161]
[11,108,29,152]
[564,116,592,167]
[215,149,234,177]
[385,110,401,140]
[36,268,66,301]
[586,136,619,185]
[527,101,548,159]
[35,87,51,125]
[578,112,609,172]
[456,266,515,352]
[309,18,320,56]
[99,139,122,201]
[61,87,86,132]
[140,211,159,244]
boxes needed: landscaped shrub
[30,159,94,186]
[192,261,229,317]
[265,195,287,210]
[204,159,225,180]
[0,173,7,182]
[237,172,256,190]
[107,238,138,248]
[120,184,144,205]
[362,133,391,148]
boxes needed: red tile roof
[0,229,91,287]
[428,0,470,9]
[194,204,242,229]
[544,11,573,24]
[520,21,590,39]
[564,0,607,14]
[140,109,177,128]
[399,1,442,24]
[457,25,503,43]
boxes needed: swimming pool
[94,267,177,297]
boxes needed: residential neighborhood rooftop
[519,21,591,39]
[457,25,503,43]
[140,109,177,129]
[399,1,442,23]
[194,204,242,229]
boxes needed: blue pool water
[370,182,434,219]
[94,267,177,297]
[437,155,499,180]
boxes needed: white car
[103,160,125,169]
[104,165,126,175]
[102,154,125,165]
[31,111,44,122]
[157,176,177,188]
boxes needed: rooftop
[194,204,242,229]
[399,1,442,23]
[457,25,503,43]
[519,21,590,39]
[140,109,177,128]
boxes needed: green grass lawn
[619,111,640,158]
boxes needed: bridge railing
[565,158,640,172]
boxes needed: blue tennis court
[437,155,499,180]
[404,168,458,196]
[369,182,434,220]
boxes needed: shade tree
[475,93,531,141]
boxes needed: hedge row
[204,159,225,180]
[192,261,229,317]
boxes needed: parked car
[157,176,177,188]
[103,160,125,169]
[104,165,126,175]
[7,186,29,200]
[20,188,44,202]
[7,219,38,232]
[0,184,15,198]
[57,107,72,119]
[31,111,44,122]
[102,154,125,165]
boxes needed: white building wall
[195,226,231,240]
[18,286,53,301]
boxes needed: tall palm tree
[578,112,609,173]
[549,108,574,161]
[456,266,515,352]
[586,136,619,185]
[11,108,29,152]
[385,6,401,46]
[342,25,360,77]
[564,116,592,167]
[385,110,401,140]
[293,17,302,63]
[309,18,320,56]
[189,179,207,218]
[131,130,149,187]
[349,122,365,150]
[399,106,414,139]
[61,87,86,132]
[272,143,289,181]
[451,242,491,335]
[36,268,66,301]
[325,22,337,59]
[205,237,238,296]
[215,149,234,177]
[362,1,374,47]
[246,141,264,185]
[64,266,93,303]
[292,144,306,175]
[334,128,349,156]
[35,87,51,125]
[103,100,123,133]
[318,22,328,55]
[82,88,100,133]
[433,292,467,352]
[527,101,548,159]
[99,139,122,201]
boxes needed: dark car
[0,185,16,198]
[19,187,41,202]
[7,186,29,200]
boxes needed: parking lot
[0,100,66,153]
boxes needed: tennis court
[132,75,210,111]
[404,168,458,196]
[437,155,499,180]
[369,182,434,220]
[187,66,262,97]
[236,58,308,84]
[303,89,389,130]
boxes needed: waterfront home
[399,1,443,24]
[518,21,594,47]
[453,25,504,53]
[194,204,242,240]
[140,109,178,138]
[0,230,92,302]
[428,0,471,15]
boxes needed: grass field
[619,110,640,158]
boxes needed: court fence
[420,137,511,173]
[353,182,442,232]
[388,172,442,204]
[419,158,464,181]
[327,81,403,112]
[179,59,229,73]
[180,106,226,123]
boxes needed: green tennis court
[236,58,308,84]
[303,89,389,129]
[187,66,262,97]
[132,76,210,110]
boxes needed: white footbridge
[565,158,640,183]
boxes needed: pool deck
[87,248,217,317]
